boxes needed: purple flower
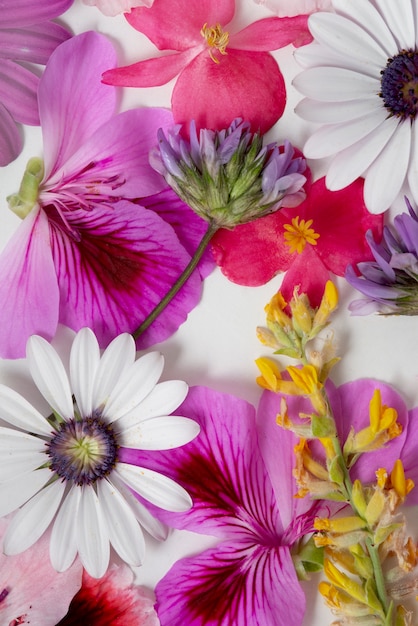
[125,386,322,626]
[346,198,418,315]
[0,0,73,166]
[0,31,214,359]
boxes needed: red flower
[211,177,383,306]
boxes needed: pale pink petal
[0,22,72,64]
[0,102,22,166]
[255,0,332,18]
[1,0,73,28]
[172,49,286,134]
[230,16,311,50]
[0,59,39,125]
[0,208,59,359]
[83,0,153,17]
[39,32,118,178]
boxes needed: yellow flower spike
[255,358,303,395]
[323,559,369,605]
[287,364,321,395]
[296,439,330,481]
[265,292,291,327]
[314,516,367,534]
[369,389,398,435]
[289,292,313,335]
[365,489,386,528]
[313,280,339,328]
[320,437,337,461]
[376,468,388,490]
[391,459,415,501]
[352,480,368,518]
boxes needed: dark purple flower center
[380,49,418,119]
[46,417,119,486]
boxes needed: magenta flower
[125,386,322,626]
[0,31,214,359]
[0,0,73,166]
[0,517,82,626]
[102,0,311,134]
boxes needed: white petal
[326,116,397,190]
[293,67,379,102]
[27,336,74,419]
[97,478,145,566]
[115,463,192,512]
[0,467,52,517]
[115,380,188,424]
[92,333,136,410]
[110,472,168,541]
[375,0,415,50]
[0,428,45,481]
[295,97,382,124]
[304,109,387,159]
[102,352,164,422]
[118,415,200,450]
[77,486,109,578]
[50,485,81,572]
[3,479,65,554]
[0,384,52,436]
[70,328,100,418]
[407,122,418,204]
[364,120,411,214]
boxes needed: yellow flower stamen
[391,459,415,500]
[201,23,229,63]
[314,516,367,534]
[283,216,320,254]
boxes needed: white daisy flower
[293,0,418,214]
[0,328,199,578]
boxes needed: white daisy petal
[0,467,52,517]
[117,415,200,450]
[50,485,81,572]
[407,122,418,202]
[27,336,74,419]
[110,472,168,541]
[295,97,383,124]
[375,0,415,50]
[0,428,45,481]
[70,328,100,418]
[293,67,379,102]
[92,333,136,410]
[115,380,188,424]
[97,478,145,566]
[3,479,65,554]
[364,120,411,214]
[77,485,110,578]
[103,351,164,422]
[0,384,53,436]
[115,463,192,512]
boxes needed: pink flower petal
[172,49,286,134]
[0,59,39,125]
[39,32,118,178]
[399,407,418,506]
[0,102,22,166]
[279,244,330,307]
[256,0,332,18]
[0,22,72,64]
[0,208,59,359]
[155,541,305,626]
[1,0,73,28]
[230,16,312,50]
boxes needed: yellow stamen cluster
[283,216,320,254]
[200,23,229,63]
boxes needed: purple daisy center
[380,49,418,119]
[46,416,119,486]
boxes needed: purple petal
[140,188,215,279]
[155,541,305,626]
[1,0,73,29]
[48,201,203,349]
[39,32,117,178]
[0,22,72,64]
[0,102,22,165]
[0,208,59,359]
[123,386,282,540]
[0,59,39,125]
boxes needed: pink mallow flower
[0,0,72,166]
[83,0,153,16]
[253,0,332,18]
[125,386,324,626]
[102,0,312,134]
[0,31,214,359]
[211,177,383,306]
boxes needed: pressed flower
[0,31,213,359]
[102,0,312,134]
[212,177,383,306]
[254,0,332,18]
[124,386,324,626]
[82,0,153,16]
[0,328,199,578]
[57,564,158,625]
[0,0,72,166]
[347,197,418,315]
[293,0,418,214]
[0,517,83,626]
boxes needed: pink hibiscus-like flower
[83,0,153,16]
[0,517,82,626]
[102,0,312,134]
[0,31,214,359]
[126,386,324,626]
[58,565,158,625]
[0,0,72,166]
[211,177,383,306]
[254,0,332,17]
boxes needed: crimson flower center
[200,22,229,63]
[380,49,418,119]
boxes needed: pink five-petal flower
[57,564,159,626]
[211,177,384,306]
[254,0,332,18]
[0,31,213,359]
[123,386,322,626]
[102,0,312,134]
[0,516,83,626]
[0,0,73,166]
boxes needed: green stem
[132,221,219,340]
[366,536,390,614]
